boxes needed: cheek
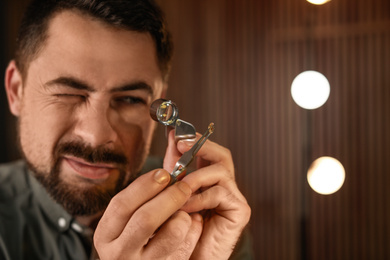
[18,97,73,170]
[114,111,156,158]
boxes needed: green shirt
[0,160,253,259]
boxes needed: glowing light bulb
[307,157,345,195]
[307,0,331,5]
[291,70,330,110]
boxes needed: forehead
[28,10,163,91]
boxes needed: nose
[73,102,118,147]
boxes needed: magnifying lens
[150,99,179,126]
[150,99,196,140]
[150,98,215,184]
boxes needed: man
[0,0,251,259]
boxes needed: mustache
[55,141,128,166]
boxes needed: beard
[23,140,144,217]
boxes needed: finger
[177,137,234,172]
[143,211,192,259]
[182,163,236,192]
[114,181,193,252]
[169,213,203,259]
[181,186,250,225]
[195,156,211,170]
[94,169,171,245]
[182,187,251,260]
[163,130,182,172]
[182,164,247,203]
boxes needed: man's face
[12,11,165,216]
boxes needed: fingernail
[177,181,192,196]
[154,170,170,184]
[179,139,196,147]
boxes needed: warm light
[291,70,330,110]
[307,157,345,195]
[306,0,331,5]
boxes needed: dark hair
[15,0,173,82]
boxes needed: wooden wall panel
[156,0,390,259]
[0,0,389,259]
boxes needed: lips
[63,156,116,180]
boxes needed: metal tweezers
[169,123,215,185]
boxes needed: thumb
[163,130,182,172]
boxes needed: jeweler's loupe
[150,99,196,141]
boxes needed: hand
[164,131,251,259]
[94,168,203,259]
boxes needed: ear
[4,60,24,116]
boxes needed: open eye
[115,96,146,105]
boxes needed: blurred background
[1,0,389,259]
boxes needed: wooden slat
[0,0,389,259]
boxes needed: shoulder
[0,160,30,200]
[0,160,31,258]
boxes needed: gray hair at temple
[15,0,174,82]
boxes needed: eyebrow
[45,76,154,96]
[110,82,154,96]
[45,77,95,92]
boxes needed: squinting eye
[54,94,86,100]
